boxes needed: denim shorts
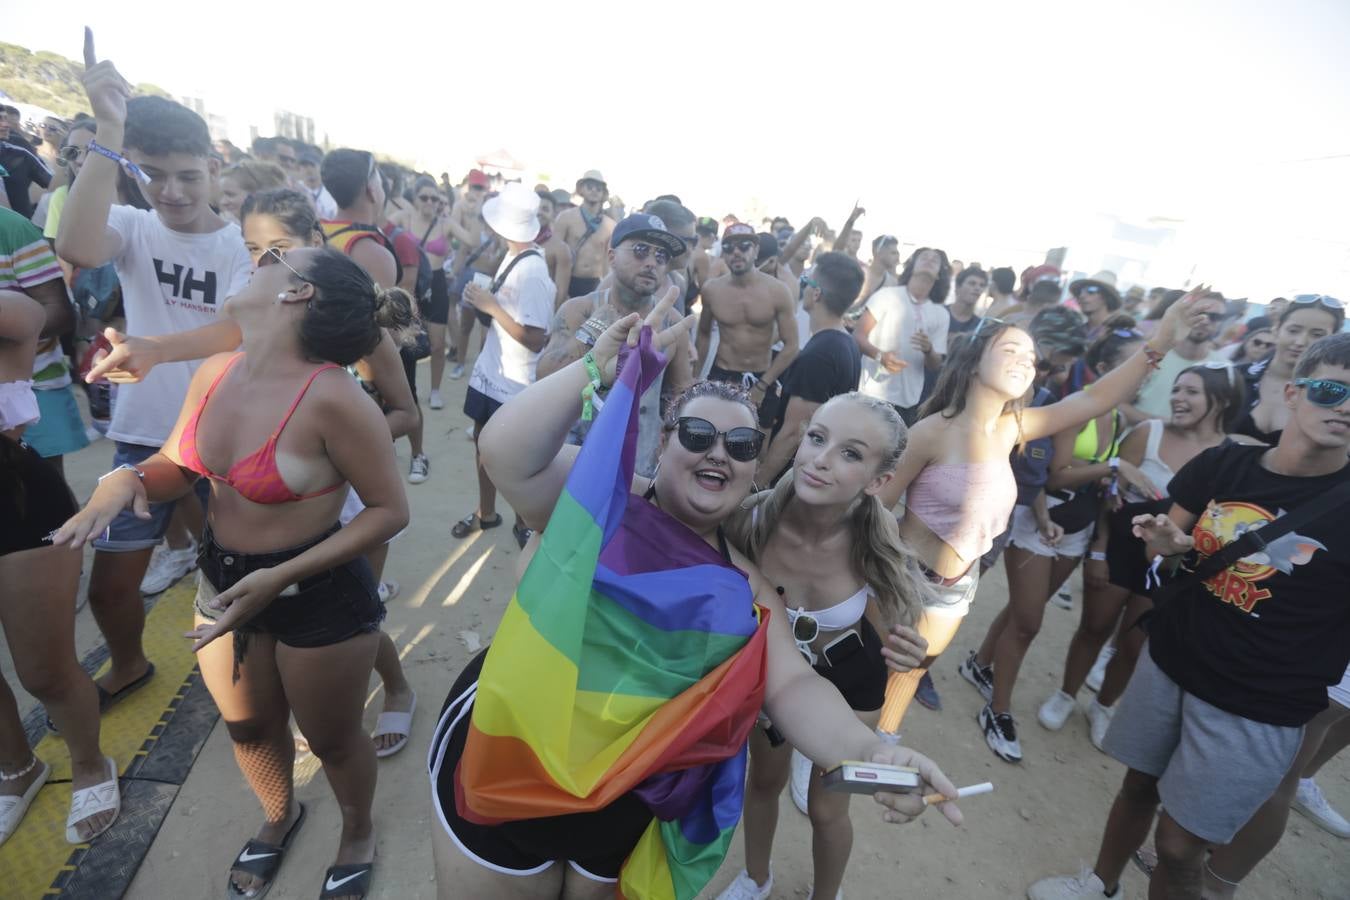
[194,523,384,674]
[93,441,210,552]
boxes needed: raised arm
[779,217,823,263]
[55,29,128,267]
[832,202,864,252]
[1021,288,1210,442]
[480,295,694,530]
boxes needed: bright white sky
[8,1,1350,300]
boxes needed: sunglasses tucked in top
[674,416,764,463]
[1294,378,1350,408]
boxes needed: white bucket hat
[482,182,541,243]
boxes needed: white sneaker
[715,869,772,900]
[377,580,401,604]
[958,649,994,702]
[408,453,430,484]
[1086,645,1115,693]
[806,890,842,900]
[979,703,1023,763]
[429,389,444,410]
[790,749,811,815]
[1038,690,1077,731]
[140,540,198,596]
[449,363,466,380]
[1293,777,1350,838]
[1028,866,1121,899]
[1087,700,1115,751]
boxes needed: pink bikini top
[423,234,450,258]
[905,461,1018,563]
[179,354,345,505]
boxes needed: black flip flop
[47,663,156,733]
[225,802,307,900]
[512,521,534,550]
[451,513,502,538]
[318,862,373,899]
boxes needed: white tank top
[1125,419,1176,502]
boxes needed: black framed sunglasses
[1079,285,1104,296]
[1294,378,1350,408]
[624,241,671,266]
[675,416,764,462]
[722,238,756,254]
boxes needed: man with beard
[552,169,615,297]
[534,213,692,477]
[696,222,799,426]
[533,190,572,308]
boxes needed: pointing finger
[83,27,97,68]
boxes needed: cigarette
[922,782,993,805]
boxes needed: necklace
[0,754,39,782]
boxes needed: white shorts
[339,489,406,543]
[1330,665,1350,710]
[1008,502,1092,558]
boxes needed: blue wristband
[87,141,152,186]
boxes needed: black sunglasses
[722,238,756,254]
[418,194,439,202]
[1294,378,1350,408]
[1080,285,1103,296]
[675,416,764,462]
[624,241,670,266]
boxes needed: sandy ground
[8,363,1348,900]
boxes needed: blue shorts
[24,386,91,458]
[92,441,210,553]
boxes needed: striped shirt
[0,206,63,290]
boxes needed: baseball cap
[610,213,686,257]
[757,233,780,259]
[696,216,719,237]
[549,188,572,207]
[467,169,490,188]
[1028,306,1089,354]
[723,223,756,241]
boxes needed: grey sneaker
[958,650,994,702]
[979,703,1022,763]
[408,453,430,484]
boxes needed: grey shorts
[1102,647,1304,843]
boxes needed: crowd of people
[0,28,1347,900]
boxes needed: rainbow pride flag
[458,329,770,899]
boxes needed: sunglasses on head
[722,238,756,254]
[624,241,671,266]
[675,416,764,462]
[1198,360,1239,388]
[1291,294,1344,311]
[1294,378,1350,408]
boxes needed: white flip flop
[373,692,417,759]
[0,758,51,847]
[66,755,120,844]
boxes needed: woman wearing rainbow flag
[427,289,963,900]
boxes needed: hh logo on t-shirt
[1192,500,1327,615]
[154,258,218,306]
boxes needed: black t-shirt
[1149,443,1350,726]
[947,309,980,335]
[0,140,54,220]
[771,328,862,441]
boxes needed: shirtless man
[447,169,504,379]
[552,169,615,298]
[533,191,573,309]
[535,214,693,477]
[833,201,865,262]
[697,223,799,426]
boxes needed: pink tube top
[905,461,1018,563]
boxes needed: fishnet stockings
[232,730,295,824]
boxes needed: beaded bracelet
[580,352,605,421]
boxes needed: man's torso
[705,273,786,372]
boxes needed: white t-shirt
[106,205,251,446]
[308,185,339,220]
[468,247,555,403]
[858,285,950,408]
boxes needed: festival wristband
[580,352,605,422]
[98,462,145,484]
[87,141,152,186]
[1142,345,1165,370]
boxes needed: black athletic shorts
[428,650,653,881]
[0,438,77,557]
[567,275,600,299]
[463,386,504,425]
[422,269,452,326]
[1105,499,1171,595]
[812,618,887,712]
